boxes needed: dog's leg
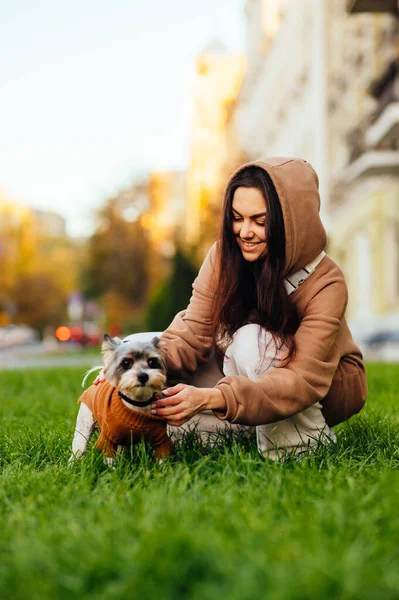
[103,445,123,470]
[69,403,95,462]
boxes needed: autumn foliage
[82,197,149,331]
[0,201,79,333]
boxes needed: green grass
[0,363,398,599]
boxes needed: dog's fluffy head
[101,334,167,402]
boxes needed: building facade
[186,42,245,256]
[33,209,66,238]
[234,0,330,222]
[228,0,399,341]
[328,0,399,338]
[142,170,187,291]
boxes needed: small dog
[70,334,173,466]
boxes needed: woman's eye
[256,221,266,227]
[232,215,242,221]
[121,359,132,370]
[148,358,160,369]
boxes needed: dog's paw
[104,456,117,470]
[156,457,170,473]
[68,450,83,466]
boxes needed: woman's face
[231,186,267,262]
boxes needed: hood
[225,157,327,273]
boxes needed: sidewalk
[0,342,100,370]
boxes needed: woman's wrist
[205,387,226,412]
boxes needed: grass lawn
[0,363,398,599]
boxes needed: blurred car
[363,330,399,362]
[55,322,102,347]
[0,324,37,349]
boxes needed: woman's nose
[240,221,253,239]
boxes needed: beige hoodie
[161,158,367,427]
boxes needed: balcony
[366,101,399,147]
[344,60,399,181]
[347,0,398,13]
[366,61,399,147]
[342,150,399,183]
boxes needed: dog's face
[101,334,167,402]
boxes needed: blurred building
[32,209,66,237]
[224,0,399,340]
[187,42,245,256]
[233,0,330,221]
[328,0,399,339]
[141,171,187,291]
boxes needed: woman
[103,158,367,459]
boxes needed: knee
[231,325,278,357]
[225,325,283,378]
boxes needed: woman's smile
[239,239,264,251]
[232,187,267,261]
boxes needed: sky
[0,0,246,237]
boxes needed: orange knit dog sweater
[78,382,173,458]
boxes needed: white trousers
[124,327,335,460]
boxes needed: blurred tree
[0,205,37,295]
[82,197,149,327]
[0,199,79,330]
[12,274,67,333]
[145,248,198,331]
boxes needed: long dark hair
[212,165,297,366]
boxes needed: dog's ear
[151,336,161,348]
[102,334,122,354]
[151,336,165,352]
[151,336,166,354]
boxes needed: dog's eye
[121,358,133,370]
[148,358,160,369]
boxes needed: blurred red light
[70,326,83,341]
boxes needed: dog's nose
[138,372,149,384]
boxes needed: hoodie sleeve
[214,277,348,425]
[161,243,218,378]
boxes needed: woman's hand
[151,384,226,427]
[93,369,106,385]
